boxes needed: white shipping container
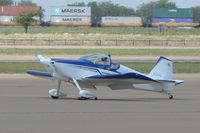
[0,16,39,22]
[102,16,142,23]
[51,6,91,16]
[0,16,14,22]
[51,16,90,22]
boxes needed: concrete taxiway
[1,55,200,63]
[0,74,200,133]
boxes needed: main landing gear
[73,78,98,100]
[48,79,98,100]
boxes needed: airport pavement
[0,74,199,133]
[1,45,200,62]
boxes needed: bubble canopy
[79,53,120,70]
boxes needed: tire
[51,96,59,99]
[169,95,173,100]
[78,97,89,100]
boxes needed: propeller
[35,53,56,73]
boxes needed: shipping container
[0,16,39,22]
[0,16,14,21]
[154,8,193,18]
[0,6,41,26]
[153,18,193,23]
[101,16,142,27]
[0,15,40,25]
[50,16,91,26]
[152,22,199,27]
[152,17,199,27]
[102,16,141,23]
[51,16,90,22]
[0,6,41,16]
[50,6,91,16]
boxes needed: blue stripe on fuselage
[73,65,103,75]
[52,58,107,68]
[52,58,119,74]
[52,58,93,66]
[87,72,158,83]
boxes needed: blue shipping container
[153,18,192,23]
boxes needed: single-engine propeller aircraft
[26,53,184,100]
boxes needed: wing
[26,70,53,79]
[84,72,159,90]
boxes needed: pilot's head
[101,57,108,61]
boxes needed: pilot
[108,54,112,66]
[101,56,111,70]
[101,57,108,61]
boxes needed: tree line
[0,0,36,6]
[68,0,200,24]
[1,0,200,23]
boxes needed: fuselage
[40,54,159,89]
[51,58,138,80]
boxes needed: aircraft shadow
[36,97,185,102]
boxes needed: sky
[14,0,200,21]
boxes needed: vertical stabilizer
[149,56,173,80]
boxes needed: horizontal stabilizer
[26,70,52,78]
[157,79,184,85]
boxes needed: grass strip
[0,62,199,73]
[0,48,200,55]
[1,27,200,35]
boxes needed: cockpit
[79,53,120,70]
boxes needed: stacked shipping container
[0,6,41,25]
[152,8,199,27]
[50,6,91,26]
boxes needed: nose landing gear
[48,80,66,99]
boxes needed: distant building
[0,6,41,25]
[152,8,199,27]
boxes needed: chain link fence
[0,38,200,46]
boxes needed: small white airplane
[26,53,184,100]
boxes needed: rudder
[149,56,173,80]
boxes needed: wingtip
[175,80,184,85]
[26,70,34,74]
